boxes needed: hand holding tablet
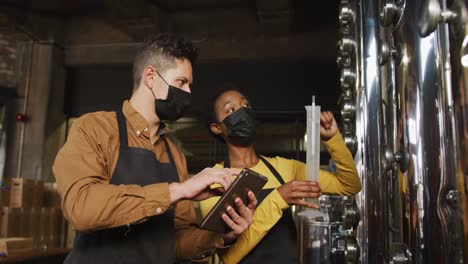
[200,168,268,233]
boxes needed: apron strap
[116,112,128,147]
[224,154,286,185]
[117,111,175,166]
[223,154,231,168]
[258,156,285,185]
[163,138,176,165]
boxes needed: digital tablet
[200,168,268,233]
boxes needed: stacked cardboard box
[0,180,9,209]
[0,178,70,251]
[0,237,34,256]
[1,207,29,237]
[43,182,61,208]
[9,178,44,208]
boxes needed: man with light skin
[53,33,257,264]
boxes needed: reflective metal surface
[380,0,405,28]
[297,210,331,264]
[355,0,388,262]
[457,17,468,264]
[316,195,360,264]
[394,0,465,262]
[336,0,467,263]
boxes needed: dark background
[65,60,340,118]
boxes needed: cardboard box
[56,209,68,248]
[48,208,60,248]
[0,178,11,207]
[30,208,41,248]
[0,237,33,256]
[43,182,61,208]
[36,207,50,249]
[0,207,31,238]
[0,207,68,249]
[22,207,65,249]
[9,178,44,208]
[0,207,9,237]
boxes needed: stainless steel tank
[296,195,360,264]
[336,0,468,263]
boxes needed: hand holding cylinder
[277,180,321,209]
[319,111,339,141]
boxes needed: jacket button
[156,207,162,214]
[136,130,141,136]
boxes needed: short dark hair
[132,33,198,89]
[205,83,250,142]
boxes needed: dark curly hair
[132,33,199,89]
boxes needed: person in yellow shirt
[199,87,362,264]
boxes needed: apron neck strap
[224,154,286,185]
[117,112,175,166]
[117,112,128,147]
[258,156,285,185]
[162,138,176,165]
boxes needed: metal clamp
[341,96,356,120]
[394,150,409,173]
[379,42,398,65]
[343,201,360,229]
[419,0,468,37]
[337,53,352,68]
[382,145,409,172]
[339,3,355,27]
[380,0,406,28]
[389,243,412,264]
[446,190,459,208]
[340,68,357,88]
[331,235,360,264]
[343,133,358,155]
[338,36,356,56]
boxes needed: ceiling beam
[65,31,337,65]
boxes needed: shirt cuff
[270,188,289,210]
[142,182,171,216]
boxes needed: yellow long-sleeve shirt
[199,132,361,264]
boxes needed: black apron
[224,155,298,264]
[65,112,180,264]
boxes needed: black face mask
[155,85,191,121]
[222,107,256,146]
[152,70,191,121]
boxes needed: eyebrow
[222,96,247,107]
[176,76,192,84]
[223,100,233,107]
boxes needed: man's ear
[143,66,155,89]
[210,122,222,135]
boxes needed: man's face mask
[222,107,256,146]
[152,70,191,121]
